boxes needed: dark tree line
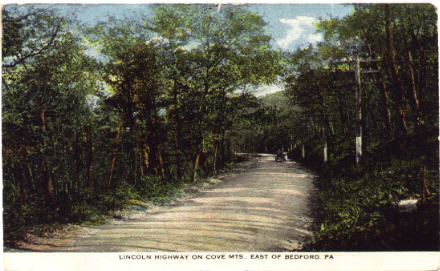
[283,4,438,179]
[2,4,282,245]
[2,3,438,250]
[280,4,438,250]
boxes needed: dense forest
[276,4,438,250]
[2,4,438,250]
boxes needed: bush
[305,154,439,251]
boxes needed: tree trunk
[15,163,27,203]
[140,142,150,176]
[384,4,408,138]
[42,162,54,197]
[25,162,35,194]
[377,77,393,138]
[420,166,431,201]
[221,129,227,164]
[407,10,426,109]
[131,147,138,185]
[213,141,219,172]
[402,24,424,128]
[107,119,123,190]
[139,150,144,177]
[74,131,81,201]
[157,147,165,180]
[417,47,427,104]
[86,126,93,187]
[172,80,183,180]
[22,149,35,194]
[193,152,201,182]
[336,92,348,135]
[368,44,393,138]
[174,122,182,179]
[301,144,305,159]
[40,104,47,132]
[322,126,328,163]
[39,104,54,198]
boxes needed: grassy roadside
[4,178,186,250]
[4,156,251,250]
[306,160,438,250]
[293,138,439,251]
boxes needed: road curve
[18,154,317,252]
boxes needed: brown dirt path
[17,154,317,252]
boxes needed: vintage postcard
[2,0,439,270]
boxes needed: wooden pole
[330,57,380,166]
[354,57,362,165]
[323,126,328,163]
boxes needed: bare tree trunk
[407,9,426,109]
[402,24,424,128]
[74,131,81,201]
[39,104,54,198]
[174,122,182,179]
[172,80,183,180]
[377,78,393,138]
[384,4,408,139]
[322,126,328,163]
[140,142,150,176]
[40,104,47,132]
[336,93,348,135]
[213,141,219,172]
[22,149,35,194]
[368,44,393,138]
[25,162,35,194]
[301,144,305,159]
[420,166,431,201]
[193,152,201,182]
[139,148,145,177]
[86,126,93,187]
[157,147,165,180]
[107,119,123,190]
[15,163,27,203]
[131,148,138,184]
[42,162,53,197]
[417,47,427,104]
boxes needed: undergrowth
[3,176,185,248]
[297,138,439,251]
[4,156,245,249]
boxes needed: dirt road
[18,154,317,252]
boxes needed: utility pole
[354,57,362,165]
[323,126,328,163]
[330,56,381,165]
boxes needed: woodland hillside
[3,4,438,250]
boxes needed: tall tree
[384,4,408,139]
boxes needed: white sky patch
[254,84,283,97]
[179,40,201,51]
[147,35,201,52]
[147,35,169,45]
[308,32,323,44]
[277,16,322,50]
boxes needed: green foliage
[230,91,296,153]
[2,4,284,247]
[306,153,438,250]
[280,3,438,250]
[4,3,437,251]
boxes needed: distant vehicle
[275,151,286,162]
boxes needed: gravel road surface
[17,154,317,252]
